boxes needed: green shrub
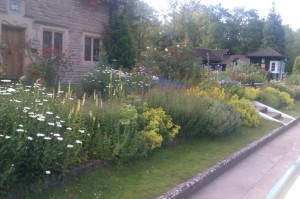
[285,74,300,86]
[145,88,240,138]
[221,81,245,98]
[81,68,154,100]
[0,83,82,195]
[260,87,294,109]
[142,106,180,149]
[0,82,179,196]
[224,63,267,84]
[269,80,296,98]
[259,90,282,109]
[244,86,260,101]
[228,95,260,127]
[293,55,300,74]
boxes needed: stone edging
[156,117,300,199]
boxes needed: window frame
[42,30,64,57]
[83,33,102,63]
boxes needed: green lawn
[25,120,281,199]
[280,99,300,117]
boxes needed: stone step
[256,106,268,113]
[264,112,282,119]
[277,117,294,124]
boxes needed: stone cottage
[0,0,121,82]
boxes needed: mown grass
[280,99,300,117]
[26,120,281,199]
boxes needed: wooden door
[1,26,25,79]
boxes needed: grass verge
[280,99,300,117]
[25,120,281,199]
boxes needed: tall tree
[103,14,136,69]
[197,4,229,49]
[263,2,285,53]
[239,9,264,54]
[223,8,264,54]
[123,0,160,63]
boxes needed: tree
[123,0,160,63]
[239,9,264,54]
[222,8,264,54]
[263,2,285,53]
[103,14,136,69]
[293,55,300,74]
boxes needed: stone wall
[1,0,110,83]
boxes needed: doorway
[1,25,25,79]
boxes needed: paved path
[189,121,300,199]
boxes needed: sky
[142,0,300,30]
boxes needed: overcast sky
[142,0,300,30]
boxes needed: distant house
[246,47,286,75]
[0,0,123,82]
[193,48,250,70]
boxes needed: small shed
[246,47,286,75]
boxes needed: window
[271,63,276,72]
[43,30,63,57]
[84,36,101,62]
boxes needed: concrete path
[189,120,300,199]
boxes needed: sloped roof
[211,49,232,60]
[220,55,250,65]
[246,47,284,58]
[193,48,222,62]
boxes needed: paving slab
[188,120,300,199]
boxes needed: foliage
[284,74,300,100]
[145,87,240,138]
[0,42,8,78]
[259,86,294,109]
[244,86,261,101]
[293,55,300,74]
[263,3,285,54]
[81,68,154,100]
[186,84,260,127]
[186,86,226,101]
[26,120,280,199]
[269,80,296,98]
[223,64,267,84]
[285,74,300,86]
[122,0,160,63]
[142,106,180,149]
[259,90,283,109]
[223,8,264,54]
[143,43,202,83]
[24,47,72,87]
[0,82,82,195]
[220,80,245,98]
[0,81,180,196]
[103,14,136,69]
[228,95,260,127]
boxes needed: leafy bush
[224,64,267,84]
[269,80,296,98]
[220,80,245,98]
[24,47,72,87]
[260,87,294,109]
[259,91,283,109]
[285,74,300,86]
[244,87,260,101]
[145,88,240,138]
[0,82,179,196]
[186,86,225,101]
[0,82,82,195]
[228,95,260,127]
[142,106,180,149]
[81,68,154,100]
